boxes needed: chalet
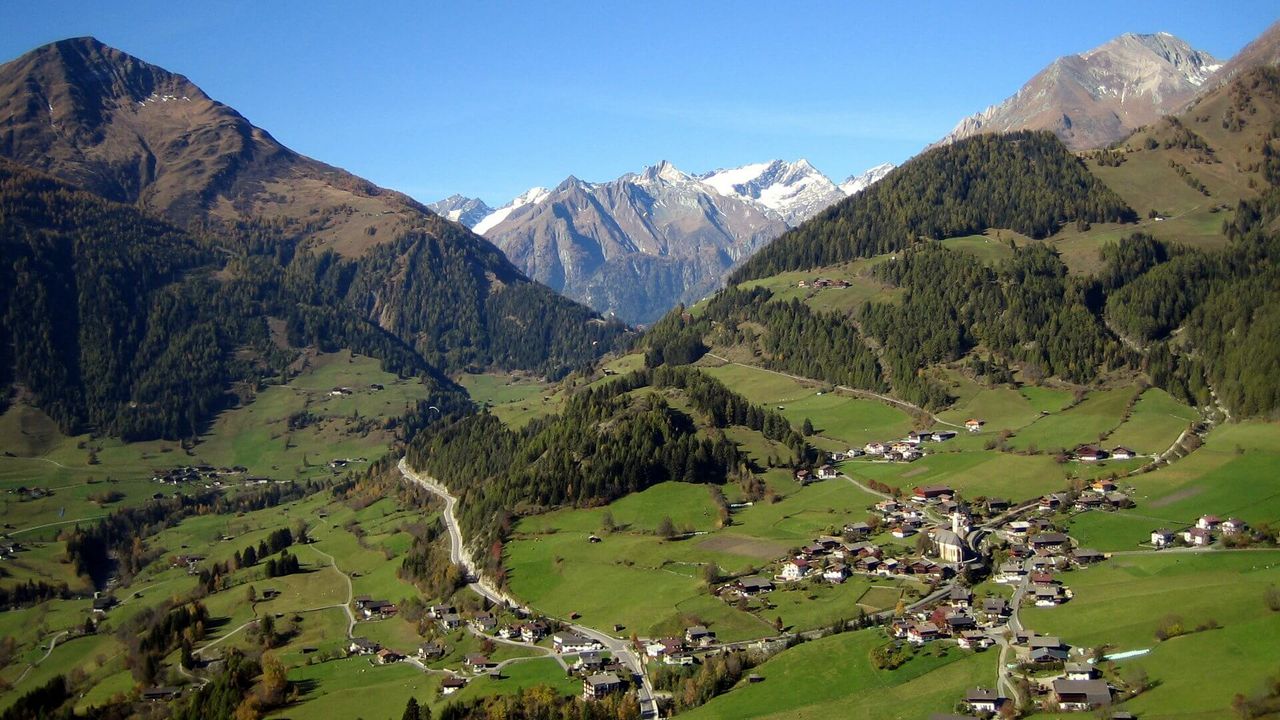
[845,447,865,458]
[362,600,397,619]
[890,526,916,539]
[794,468,812,485]
[986,498,1010,514]
[856,556,881,573]
[520,620,549,642]
[1075,445,1108,462]
[141,687,182,702]
[982,597,1010,617]
[1033,584,1066,606]
[685,626,717,646]
[583,672,624,700]
[736,576,774,595]
[1223,518,1249,535]
[864,441,887,455]
[1110,447,1136,460]
[418,642,445,660]
[1031,646,1070,663]
[1074,493,1104,511]
[965,419,983,432]
[1184,527,1213,546]
[348,638,380,655]
[996,561,1026,583]
[913,485,954,502]
[1091,479,1118,493]
[1064,663,1097,681]
[890,441,916,455]
[946,614,978,632]
[574,651,607,673]
[645,637,685,660]
[844,521,872,537]
[781,558,811,581]
[1196,515,1222,531]
[440,677,467,695]
[91,596,116,614]
[907,622,940,644]
[467,654,495,672]
[1105,492,1132,509]
[931,430,957,442]
[964,688,1003,714]
[958,630,994,650]
[553,632,601,654]
[470,612,497,633]
[823,564,850,583]
[1072,548,1105,564]
[377,648,404,664]
[817,464,840,480]
[1005,521,1031,538]
[1150,529,1175,548]
[427,604,455,619]
[1029,532,1069,550]
[1053,678,1112,711]
[439,612,463,629]
[947,586,973,608]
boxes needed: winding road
[398,458,660,717]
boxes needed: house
[907,622,940,644]
[439,612,463,629]
[141,687,182,702]
[348,638,380,655]
[1031,646,1070,663]
[362,600,397,619]
[553,632,601,654]
[1151,529,1175,548]
[440,677,467,695]
[817,464,840,479]
[1029,532,1069,550]
[958,630,994,650]
[1075,445,1108,462]
[844,521,872,537]
[418,642,444,660]
[845,447,865,458]
[986,498,1010,514]
[794,469,812,485]
[890,526,916,539]
[1110,446,1136,460]
[1072,548,1105,565]
[996,561,1026,583]
[856,556,881,573]
[1196,515,1222,531]
[1105,492,1132,509]
[982,597,1010,617]
[905,431,924,445]
[583,672,624,700]
[864,441,886,455]
[574,651,607,673]
[91,596,116,614]
[1053,678,1112,710]
[685,626,716,646]
[946,614,978,632]
[1065,663,1097,681]
[467,654,495,672]
[427,604,455,619]
[913,485,953,501]
[645,637,685,660]
[931,430,957,442]
[947,586,973,608]
[377,648,404,664]
[1184,527,1213,546]
[964,688,1003,714]
[815,561,846,582]
[781,558,811,581]
[1034,584,1066,606]
[965,419,983,432]
[890,441,915,455]
[1091,479,1118,493]
[1223,518,1249,535]
[520,620,549,642]
[736,576,774,595]
[470,613,497,632]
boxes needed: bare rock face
[938,32,1220,151]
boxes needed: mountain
[0,36,453,257]
[473,186,551,235]
[697,159,843,225]
[1200,20,1280,91]
[938,32,1221,151]
[427,194,492,228]
[838,163,896,196]
[479,161,788,323]
[0,38,629,439]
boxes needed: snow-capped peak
[473,186,551,235]
[636,160,694,186]
[838,163,896,196]
[697,159,843,226]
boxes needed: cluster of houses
[796,277,851,289]
[0,539,23,560]
[8,486,52,500]
[793,464,841,485]
[934,661,1119,718]
[151,464,248,485]
[889,586,1001,649]
[1073,445,1138,462]
[1152,514,1249,549]
[347,636,405,665]
[354,595,398,620]
[641,626,718,666]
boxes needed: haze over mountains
[431,159,895,322]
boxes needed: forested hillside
[0,161,626,440]
[732,131,1136,281]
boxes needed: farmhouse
[963,688,1004,714]
[1184,527,1213,546]
[348,638,380,655]
[913,485,954,502]
[817,464,840,479]
[907,622,941,644]
[982,597,1010,617]
[376,648,404,664]
[1053,678,1112,711]
[864,441,886,455]
[1223,518,1249,535]
[1110,446,1135,460]
[685,626,717,646]
[736,576,774,595]
[1150,529,1175,548]
[467,654,495,672]
[1028,532,1069,551]
[1065,663,1098,681]
[440,677,467,695]
[1196,515,1222,531]
[1074,445,1108,462]
[554,632,602,654]
[965,419,983,432]
[418,642,444,660]
[931,430,957,442]
[781,558,811,581]
[823,563,850,583]
[583,672,624,700]
[794,469,812,485]
[362,600,397,619]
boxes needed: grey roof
[1053,678,1112,706]
[586,672,622,687]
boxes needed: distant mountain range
[430,159,895,322]
[937,31,1222,151]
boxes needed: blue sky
[3,2,1277,204]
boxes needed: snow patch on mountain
[472,186,552,235]
[838,163,896,196]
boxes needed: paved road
[996,576,1030,704]
[11,515,107,536]
[305,543,358,638]
[12,631,69,687]
[399,458,660,718]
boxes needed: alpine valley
[1,15,1280,720]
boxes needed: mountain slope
[838,163,896,196]
[939,32,1220,151]
[1198,20,1280,92]
[0,37,449,257]
[697,159,844,225]
[481,162,788,323]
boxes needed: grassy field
[734,259,903,317]
[682,627,994,720]
[456,371,558,429]
[1022,551,1280,719]
[939,232,1019,264]
[1106,388,1198,455]
[1007,386,1138,453]
[851,451,1070,502]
